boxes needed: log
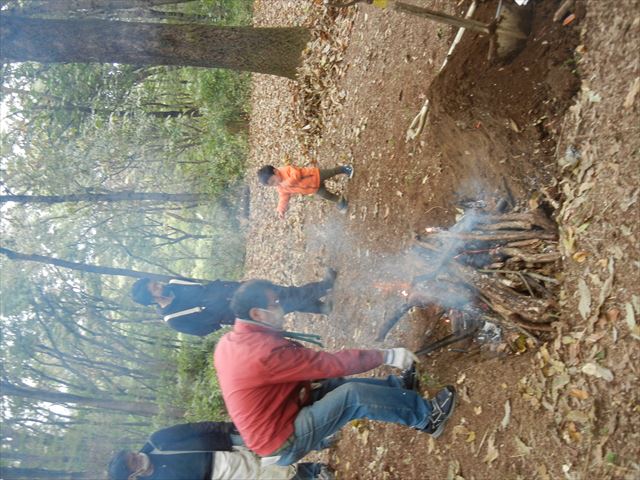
[449,262,555,323]
[417,229,557,243]
[476,220,533,231]
[471,210,556,231]
[496,247,561,264]
[505,239,541,248]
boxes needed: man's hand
[383,348,419,370]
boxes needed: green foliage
[1,1,255,476]
[159,333,229,422]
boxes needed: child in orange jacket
[257,164,354,219]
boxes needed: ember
[373,281,411,296]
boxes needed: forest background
[1,1,255,478]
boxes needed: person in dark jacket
[130,270,336,337]
[107,421,333,480]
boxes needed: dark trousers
[292,463,325,480]
[275,279,332,315]
[315,167,346,203]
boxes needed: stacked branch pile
[377,208,561,342]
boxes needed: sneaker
[316,465,335,480]
[318,432,339,449]
[400,363,420,391]
[423,386,456,439]
[342,165,355,179]
[337,197,348,213]
[320,299,333,315]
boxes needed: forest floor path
[244,1,639,478]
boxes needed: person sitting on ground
[257,163,354,219]
[131,271,336,337]
[213,279,456,469]
[107,421,334,480]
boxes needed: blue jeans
[275,376,431,466]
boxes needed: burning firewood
[377,207,561,345]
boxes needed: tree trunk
[11,0,192,16]
[1,15,310,79]
[0,247,209,282]
[0,191,207,204]
[1,380,184,418]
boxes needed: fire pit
[376,205,560,354]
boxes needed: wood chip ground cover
[246,1,639,479]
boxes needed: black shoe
[320,299,333,315]
[342,165,355,179]
[323,267,338,286]
[317,465,335,480]
[401,363,420,391]
[423,386,456,439]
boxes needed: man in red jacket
[214,280,456,468]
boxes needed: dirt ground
[245,1,639,479]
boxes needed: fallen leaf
[586,90,602,103]
[575,222,590,234]
[578,279,591,320]
[459,385,471,403]
[514,436,532,456]
[466,431,476,443]
[528,193,540,210]
[359,428,370,445]
[572,250,589,263]
[605,308,620,322]
[446,459,466,480]
[561,226,576,254]
[452,424,469,441]
[623,77,640,108]
[427,436,436,454]
[537,464,551,480]
[566,410,590,424]
[456,373,466,384]
[501,400,511,430]
[586,331,606,343]
[483,432,499,464]
[581,362,614,381]
[625,302,640,340]
[474,406,482,415]
[591,258,615,324]
[551,373,571,401]
[569,388,589,400]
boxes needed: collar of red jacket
[234,319,281,334]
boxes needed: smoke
[303,205,487,342]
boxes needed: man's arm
[263,343,384,384]
[276,192,291,218]
[149,422,238,451]
[165,309,221,336]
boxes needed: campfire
[376,206,560,350]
